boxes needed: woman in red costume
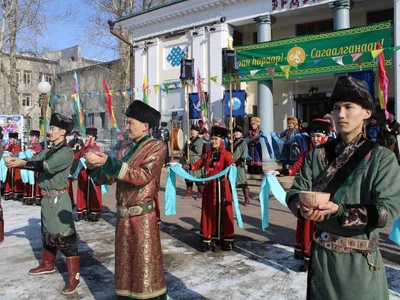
[23,130,43,205]
[186,126,235,252]
[4,132,23,200]
[275,118,332,271]
[76,127,102,221]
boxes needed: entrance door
[294,93,330,124]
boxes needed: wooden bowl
[299,191,330,208]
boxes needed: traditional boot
[299,256,310,272]
[29,247,56,275]
[181,184,193,199]
[196,185,204,200]
[61,256,81,295]
[0,219,4,245]
[242,187,250,206]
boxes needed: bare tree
[0,0,73,114]
[83,0,170,112]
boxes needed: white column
[192,28,207,78]
[395,0,400,118]
[207,23,232,123]
[147,39,160,111]
[254,14,275,161]
[329,0,351,30]
[134,48,146,101]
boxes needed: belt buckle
[128,206,143,216]
[119,207,128,218]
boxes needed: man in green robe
[229,126,250,206]
[182,124,204,200]
[286,76,400,300]
[5,113,80,295]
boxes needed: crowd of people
[0,75,399,299]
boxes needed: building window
[23,70,31,84]
[367,9,393,24]
[16,69,20,83]
[39,73,52,85]
[100,112,106,128]
[296,19,333,36]
[233,30,243,47]
[22,93,32,106]
[85,113,94,127]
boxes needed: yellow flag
[210,76,218,83]
[154,85,160,94]
[280,65,291,79]
[371,49,383,60]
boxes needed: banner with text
[226,22,392,82]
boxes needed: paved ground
[0,167,400,299]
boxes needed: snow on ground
[0,200,400,300]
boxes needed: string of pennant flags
[48,45,400,101]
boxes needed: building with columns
[116,0,397,159]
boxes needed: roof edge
[115,0,187,23]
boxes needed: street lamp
[38,75,51,148]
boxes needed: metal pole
[186,83,190,161]
[42,93,48,148]
[108,20,134,105]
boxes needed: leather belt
[117,201,156,218]
[313,230,378,254]
[41,187,69,197]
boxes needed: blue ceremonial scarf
[244,134,274,159]
[259,174,288,230]
[165,164,243,228]
[0,152,10,182]
[19,151,35,184]
[270,132,309,160]
[389,219,400,246]
[70,157,108,194]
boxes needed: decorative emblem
[287,46,306,67]
[321,232,329,241]
[75,273,80,280]
[166,47,186,67]
[228,97,241,111]
[129,206,143,216]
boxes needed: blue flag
[224,90,245,117]
[189,92,208,119]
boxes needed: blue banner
[189,92,208,119]
[224,90,245,117]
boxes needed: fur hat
[370,115,378,121]
[29,130,40,137]
[86,127,98,137]
[125,100,161,129]
[9,132,18,139]
[287,116,298,126]
[161,121,168,127]
[233,125,243,133]
[210,126,228,139]
[329,76,374,110]
[250,117,261,126]
[191,124,200,132]
[50,113,73,135]
[309,118,332,135]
